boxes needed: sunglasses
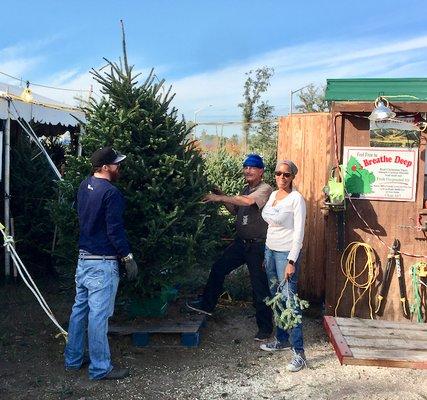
[275,171,292,178]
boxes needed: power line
[0,70,91,93]
[196,119,279,126]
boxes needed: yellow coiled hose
[334,242,378,319]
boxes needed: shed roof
[325,78,427,102]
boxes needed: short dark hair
[91,166,103,174]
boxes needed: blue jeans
[264,246,304,353]
[64,258,119,380]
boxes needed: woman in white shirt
[260,160,307,372]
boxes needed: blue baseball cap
[243,154,264,169]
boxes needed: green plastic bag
[324,166,345,205]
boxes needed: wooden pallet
[323,316,427,369]
[109,316,206,348]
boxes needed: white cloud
[169,34,427,120]
[4,33,427,122]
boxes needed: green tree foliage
[296,84,329,113]
[204,147,244,195]
[8,133,60,277]
[262,151,278,188]
[249,100,277,157]
[203,146,276,195]
[238,67,274,152]
[52,35,226,298]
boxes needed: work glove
[121,253,138,281]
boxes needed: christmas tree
[52,25,225,299]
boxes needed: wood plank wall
[278,107,427,321]
[325,104,427,321]
[277,113,332,302]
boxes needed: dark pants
[201,238,273,334]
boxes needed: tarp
[0,82,86,127]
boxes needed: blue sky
[2,0,427,134]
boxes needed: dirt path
[0,285,426,400]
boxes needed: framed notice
[369,117,421,148]
[343,147,418,202]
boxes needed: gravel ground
[0,284,426,400]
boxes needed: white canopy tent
[0,82,87,278]
[0,82,86,126]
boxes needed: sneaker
[286,350,307,372]
[186,299,212,316]
[260,339,291,351]
[100,367,130,380]
[254,330,272,341]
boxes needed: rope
[0,223,68,341]
[335,242,378,319]
[346,193,427,258]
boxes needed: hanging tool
[375,242,395,314]
[336,210,345,253]
[410,262,427,323]
[375,239,409,317]
[394,240,409,317]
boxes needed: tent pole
[77,124,84,157]
[4,99,11,278]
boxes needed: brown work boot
[100,367,129,380]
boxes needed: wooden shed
[278,78,427,322]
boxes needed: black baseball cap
[90,146,126,167]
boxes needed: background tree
[296,84,329,113]
[238,67,274,152]
[249,100,277,157]
[7,133,61,278]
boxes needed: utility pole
[289,84,311,115]
[193,105,213,140]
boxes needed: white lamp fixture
[368,97,396,121]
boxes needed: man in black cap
[64,146,138,380]
[187,154,273,340]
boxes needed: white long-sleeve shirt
[261,189,306,262]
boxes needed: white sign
[343,147,418,202]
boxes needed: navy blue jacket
[77,176,131,257]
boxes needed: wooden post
[0,126,3,181]
[10,217,17,281]
[4,99,11,277]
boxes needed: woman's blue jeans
[64,258,119,380]
[264,246,304,353]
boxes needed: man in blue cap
[187,154,273,340]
